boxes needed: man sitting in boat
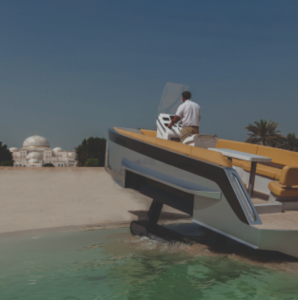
[167,91,201,143]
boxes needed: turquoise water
[1,226,298,300]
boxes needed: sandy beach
[0,167,189,234]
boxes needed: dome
[26,152,42,160]
[9,147,18,152]
[28,158,39,164]
[23,135,50,149]
[53,147,63,152]
[68,152,75,157]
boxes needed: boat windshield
[158,82,190,116]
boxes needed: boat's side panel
[106,128,262,248]
[107,139,261,247]
[108,128,258,225]
[192,195,260,248]
[258,230,298,258]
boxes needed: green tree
[245,119,281,146]
[0,161,13,166]
[281,133,298,151]
[43,163,55,167]
[85,158,101,167]
[0,142,13,165]
[75,137,106,167]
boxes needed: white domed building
[10,134,77,167]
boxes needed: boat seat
[268,181,298,198]
[279,166,298,186]
[232,159,281,180]
[275,169,282,180]
[218,139,298,168]
[232,158,244,168]
[216,139,258,154]
[268,166,298,197]
[257,145,298,166]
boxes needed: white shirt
[175,99,201,127]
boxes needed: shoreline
[0,218,192,238]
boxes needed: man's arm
[167,115,180,128]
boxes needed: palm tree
[282,133,298,151]
[245,119,282,146]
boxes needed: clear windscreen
[158,83,190,116]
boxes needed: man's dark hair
[182,91,191,99]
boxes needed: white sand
[0,167,188,234]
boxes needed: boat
[105,83,298,258]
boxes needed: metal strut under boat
[124,158,226,244]
[130,199,191,243]
[130,198,230,246]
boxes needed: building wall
[12,148,77,167]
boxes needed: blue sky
[1,0,298,149]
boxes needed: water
[1,226,298,300]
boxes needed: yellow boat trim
[114,128,232,168]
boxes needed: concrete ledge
[283,202,298,211]
[269,192,298,211]
[254,202,283,214]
